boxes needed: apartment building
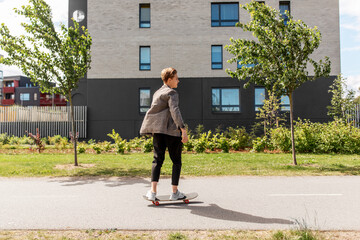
[69,0,340,140]
[0,75,66,106]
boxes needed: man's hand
[181,128,188,143]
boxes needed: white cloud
[342,46,360,52]
[0,0,68,77]
[340,0,360,39]
[346,75,360,97]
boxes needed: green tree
[327,74,356,121]
[256,90,286,136]
[0,0,92,166]
[225,2,331,165]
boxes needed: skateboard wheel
[155,201,160,206]
[184,200,189,204]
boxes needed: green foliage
[255,91,286,136]
[225,1,331,164]
[0,0,92,165]
[142,138,153,153]
[270,127,292,152]
[87,139,96,145]
[92,145,102,154]
[107,129,127,154]
[49,135,64,145]
[260,119,360,154]
[225,2,331,93]
[225,126,250,149]
[327,74,356,120]
[252,136,270,152]
[56,137,69,150]
[183,137,194,151]
[0,133,10,145]
[194,132,210,153]
[168,232,188,240]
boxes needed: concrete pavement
[0,176,359,230]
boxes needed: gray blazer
[140,84,185,137]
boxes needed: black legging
[151,133,183,186]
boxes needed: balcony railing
[2,99,15,105]
[40,98,67,106]
[3,87,15,93]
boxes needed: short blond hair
[161,67,177,83]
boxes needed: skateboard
[143,192,198,206]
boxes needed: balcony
[40,98,67,106]
[2,99,15,105]
[3,87,15,93]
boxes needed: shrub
[49,135,63,145]
[252,136,269,152]
[0,133,9,145]
[219,136,230,153]
[269,127,292,152]
[142,138,153,153]
[225,126,250,149]
[183,137,194,151]
[92,144,102,154]
[9,136,20,145]
[108,129,128,154]
[194,132,209,153]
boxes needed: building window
[139,46,151,70]
[20,93,30,101]
[281,95,290,111]
[139,88,151,113]
[211,3,239,27]
[211,45,223,69]
[255,87,265,111]
[212,88,240,112]
[139,4,150,28]
[34,93,37,101]
[279,1,290,25]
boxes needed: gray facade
[69,0,340,141]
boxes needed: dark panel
[68,0,87,28]
[82,76,334,140]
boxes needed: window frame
[20,93,30,101]
[211,2,239,27]
[280,95,291,111]
[211,87,241,113]
[139,88,151,114]
[139,3,151,28]
[254,87,266,111]
[139,46,151,71]
[211,45,223,70]
[279,1,290,25]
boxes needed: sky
[0,0,359,95]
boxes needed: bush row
[1,119,360,154]
[253,118,360,154]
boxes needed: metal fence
[0,106,87,138]
[347,104,360,128]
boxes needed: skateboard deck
[143,192,198,206]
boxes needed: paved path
[0,176,359,230]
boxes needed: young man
[140,67,188,201]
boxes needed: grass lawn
[0,151,360,177]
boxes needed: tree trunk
[289,92,297,165]
[68,92,78,166]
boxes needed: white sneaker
[170,190,186,200]
[146,190,157,201]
